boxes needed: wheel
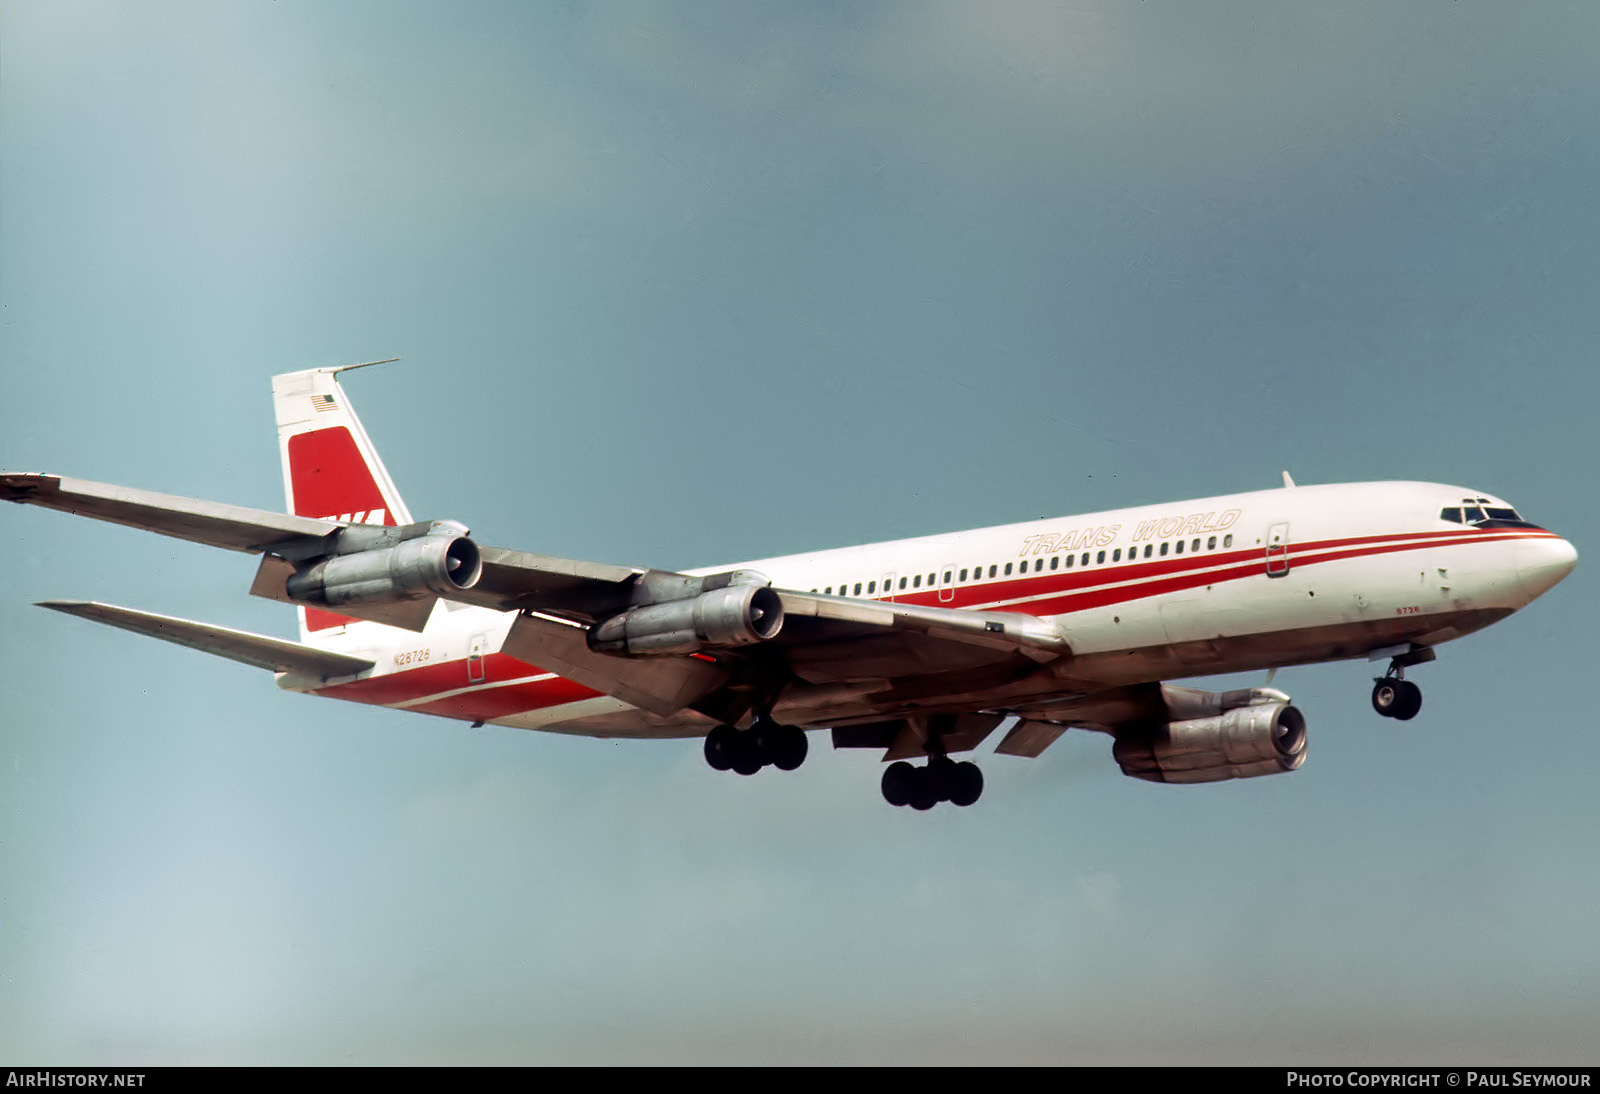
[703,725,737,771]
[770,724,808,771]
[729,732,764,775]
[1391,680,1422,721]
[926,756,956,803]
[948,761,984,807]
[882,761,915,806]
[1371,679,1401,718]
[907,766,939,811]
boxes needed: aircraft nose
[1517,536,1578,601]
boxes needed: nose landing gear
[1370,645,1433,721]
[1371,676,1422,720]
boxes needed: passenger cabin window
[1207,536,1217,550]
[1159,542,1169,556]
[1096,550,1106,564]
[913,574,921,588]
[1144,544,1152,558]
[1223,534,1233,547]
[1050,556,1059,570]
[899,577,907,590]
[1175,539,1184,554]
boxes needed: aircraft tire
[729,732,764,776]
[1391,681,1422,721]
[882,761,915,807]
[704,725,737,771]
[770,725,808,771]
[948,762,984,807]
[907,767,939,811]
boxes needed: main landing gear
[703,721,808,775]
[880,755,984,810]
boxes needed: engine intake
[1113,702,1307,784]
[286,530,482,608]
[589,584,784,657]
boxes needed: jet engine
[589,584,784,657]
[286,525,482,608]
[1113,702,1307,784]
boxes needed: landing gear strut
[704,721,808,775]
[880,755,984,810]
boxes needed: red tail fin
[273,365,412,637]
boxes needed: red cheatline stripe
[998,529,1548,617]
[315,651,543,703]
[880,527,1556,614]
[405,677,604,720]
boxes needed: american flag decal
[311,394,338,413]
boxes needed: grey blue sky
[3,0,1597,1064]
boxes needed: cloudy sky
[3,0,1597,1064]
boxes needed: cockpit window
[1443,501,1539,529]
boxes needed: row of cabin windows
[811,534,1235,596]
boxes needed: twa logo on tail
[318,509,387,526]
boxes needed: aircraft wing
[0,473,338,554]
[3,471,1075,720]
[38,600,375,678]
[463,552,1071,718]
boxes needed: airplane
[0,363,1578,810]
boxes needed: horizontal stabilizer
[1,473,337,556]
[38,600,375,678]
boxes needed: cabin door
[1265,523,1291,577]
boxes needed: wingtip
[1,472,57,502]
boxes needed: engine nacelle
[589,584,784,657]
[286,531,482,608]
[1113,702,1307,784]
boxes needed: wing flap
[38,600,375,678]
[500,610,728,716]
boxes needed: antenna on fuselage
[1281,470,1296,488]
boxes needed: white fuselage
[291,480,1576,738]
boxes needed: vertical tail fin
[272,362,412,639]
